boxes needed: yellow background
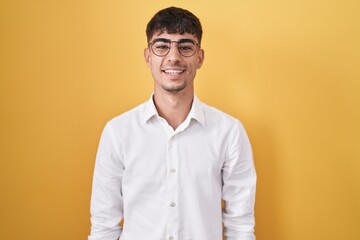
[1,0,359,239]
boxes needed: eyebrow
[152,38,196,44]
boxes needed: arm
[222,122,257,240]
[88,123,125,240]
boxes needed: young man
[89,7,257,240]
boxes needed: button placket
[166,134,180,239]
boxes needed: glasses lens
[152,41,170,56]
[178,42,196,57]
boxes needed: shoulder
[202,103,245,131]
[200,102,252,158]
[106,101,147,131]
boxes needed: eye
[179,44,195,51]
[155,44,170,50]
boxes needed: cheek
[189,62,199,73]
[150,58,162,70]
[152,64,161,74]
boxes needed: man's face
[144,32,204,94]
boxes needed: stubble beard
[161,81,187,93]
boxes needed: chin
[162,84,187,93]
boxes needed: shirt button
[169,236,174,240]
[170,202,176,207]
[170,169,176,174]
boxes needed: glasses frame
[148,38,201,57]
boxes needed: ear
[196,49,205,69]
[144,48,152,68]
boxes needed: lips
[162,69,185,75]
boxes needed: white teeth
[164,70,184,74]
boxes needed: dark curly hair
[146,7,203,44]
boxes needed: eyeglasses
[148,38,200,57]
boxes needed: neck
[153,89,194,130]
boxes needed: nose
[166,42,182,61]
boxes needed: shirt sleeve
[88,123,125,240]
[222,121,257,240]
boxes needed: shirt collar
[143,94,158,123]
[188,95,205,126]
[142,94,205,126]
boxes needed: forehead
[151,31,198,42]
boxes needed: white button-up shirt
[89,96,257,240]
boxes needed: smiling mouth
[162,69,185,75]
